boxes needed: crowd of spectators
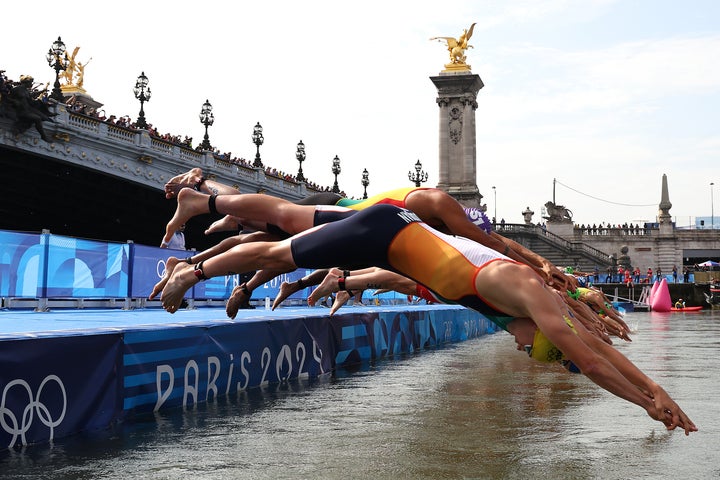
[575,222,649,236]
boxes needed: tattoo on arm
[366,283,382,289]
[210,186,219,195]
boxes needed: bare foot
[226,284,251,319]
[163,188,211,245]
[270,282,296,310]
[205,215,241,235]
[330,291,351,315]
[149,256,181,300]
[164,168,203,199]
[308,271,341,307]
[161,262,199,313]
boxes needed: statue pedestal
[61,86,104,111]
[546,221,574,238]
[442,64,473,74]
[430,73,484,208]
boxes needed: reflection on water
[1,311,719,479]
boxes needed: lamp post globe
[361,168,370,199]
[331,155,341,193]
[133,72,151,129]
[199,99,214,150]
[295,140,306,182]
[46,36,68,102]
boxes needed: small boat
[670,306,703,312]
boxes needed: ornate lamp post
[252,122,264,168]
[133,72,151,129]
[199,99,214,150]
[361,168,370,199]
[295,140,306,182]
[408,159,428,187]
[46,36,68,102]
[331,155,341,193]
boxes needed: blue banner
[122,317,335,415]
[0,334,121,449]
[0,229,423,303]
[0,230,44,297]
[45,236,130,298]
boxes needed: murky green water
[1,311,718,479]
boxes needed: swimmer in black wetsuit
[157,204,696,436]
[159,170,620,328]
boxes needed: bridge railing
[495,223,612,266]
[9,107,322,200]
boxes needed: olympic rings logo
[157,259,168,278]
[0,375,67,448]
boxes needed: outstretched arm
[573,321,696,435]
[475,261,696,433]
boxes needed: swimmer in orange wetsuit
[157,181,574,318]
[156,204,696,435]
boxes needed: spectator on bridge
[647,267,653,283]
[633,267,641,284]
[672,265,678,283]
[656,267,663,283]
[683,266,690,283]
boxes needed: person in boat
[674,298,685,309]
[156,203,697,436]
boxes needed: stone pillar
[658,173,673,236]
[430,73,484,208]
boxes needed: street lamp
[252,122,264,168]
[295,140,306,182]
[712,182,715,230]
[331,155,341,193]
[199,99,214,150]
[408,159,428,187]
[361,168,370,199]
[133,72,151,129]
[46,36,68,102]
[492,186,497,224]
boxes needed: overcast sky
[3,0,719,226]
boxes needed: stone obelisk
[429,23,483,208]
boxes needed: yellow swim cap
[529,328,564,363]
[528,315,578,363]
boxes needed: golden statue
[61,46,91,90]
[430,23,476,71]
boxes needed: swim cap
[528,315,578,364]
[529,328,564,363]
[464,208,492,234]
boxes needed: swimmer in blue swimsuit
[158,204,695,435]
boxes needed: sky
[2,0,719,227]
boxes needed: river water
[1,310,718,480]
